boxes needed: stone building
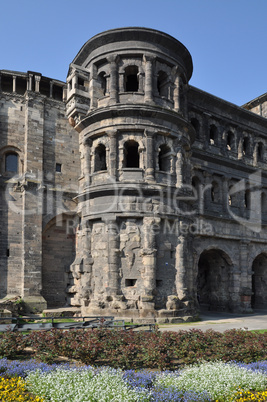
[1,27,267,321]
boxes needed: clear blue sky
[1,0,267,106]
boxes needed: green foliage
[2,328,267,369]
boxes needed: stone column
[140,217,160,316]
[28,74,33,91]
[89,64,98,110]
[175,232,194,308]
[107,55,119,104]
[143,55,154,103]
[172,67,181,112]
[49,81,53,98]
[176,147,184,187]
[239,240,252,312]
[12,76,16,93]
[144,130,155,181]
[73,74,78,89]
[107,130,117,180]
[80,222,94,306]
[35,75,41,92]
[106,220,120,297]
[83,139,92,188]
[0,74,2,92]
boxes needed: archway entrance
[42,214,76,308]
[252,253,267,308]
[197,249,232,311]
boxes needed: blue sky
[1,0,267,106]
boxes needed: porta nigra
[1,28,267,322]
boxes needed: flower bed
[2,358,267,401]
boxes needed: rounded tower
[66,27,196,321]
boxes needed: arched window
[244,190,250,209]
[191,118,200,139]
[157,71,169,98]
[124,66,139,92]
[124,140,139,168]
[226,131,235,151]
[258,142,264,162]
[98,72,107,96]
[5,152,18,173]
[209,125,217,145]
[94,144,107,172]
[243,137,249,156]
[158,144,171,172]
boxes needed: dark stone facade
[1,28,267,320]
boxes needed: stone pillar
[12,76,16,93]
[89,64,98,110]
[83,139,92,188]
[73,74,78,89]
[145,130,155,181]
[176,147,184,187]
[140,217,160,316]
[80,222,94,307]
[173,67,181,112]
[175,232,194,309]
[108,130,117,180]
[0,74,2,92]
[106,220,120,297]
[28,74,33,91]
[107,55,119,103]
[35,76,41,92]
[239,240,252,312]
[143,55,154,103]
[49,81,53,98]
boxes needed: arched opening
[211,181,220,203]
[243,137,249,156]
[244,189,250,209]
[226,131,235,151]
[94,144,107,172]
[252,254,267,308]
[98,72,107,96]
[157,71,169,98]
[124,66,139,92]
[197,249,231,311]
[5,152,18,173]
[42,214,76,307]
[158,144,171,172]
[261,192,267,222]
[257,142,264,162]
[124,140,139,168]
[209,125,217,145]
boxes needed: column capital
[107,54,120,64]
[107,129,117,138]
[83,138,92,147]
[143,54,155,63]
[144,129,154,138]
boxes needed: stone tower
[65,27,196,321]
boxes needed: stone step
[42,307,81,318]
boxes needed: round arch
[197,248,233,311]
[42,213,77,308]
[252,253,267,308]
